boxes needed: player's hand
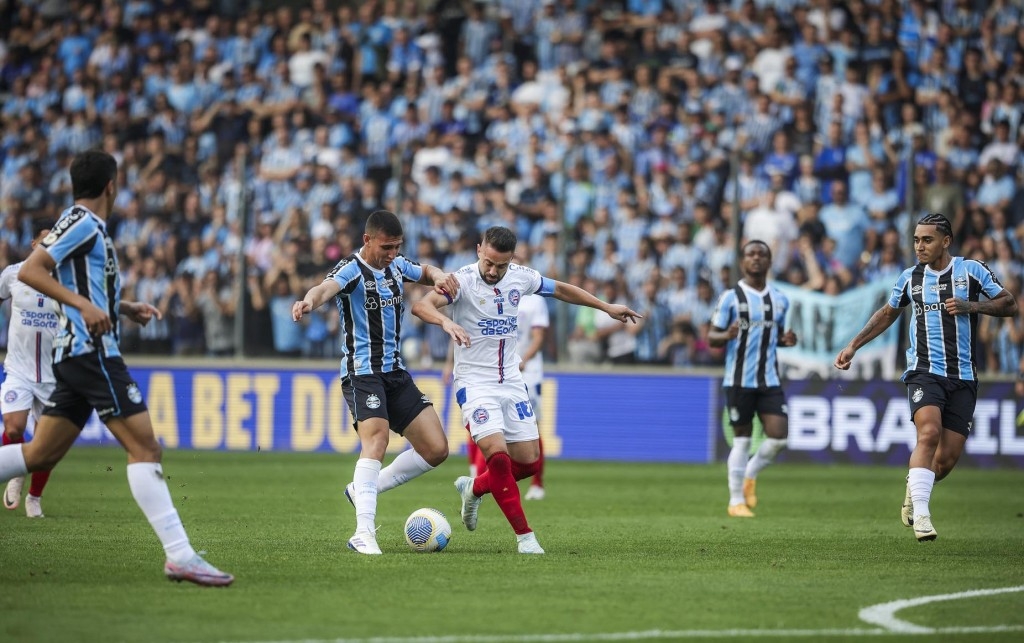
[726,320,741,339]
[608,304,642,324]
[442,320,471,347]
[81,302,113,336]
[434,272,459,300]
[833,346,856,370]
[292,300,312,321]
[944,297,972,315]
[126,302,162,326]
[780,330,797,347]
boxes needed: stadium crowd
[0,0,1022,374]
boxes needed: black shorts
[43,353,148,428]
[724,386,788,427]
[342,370,432,435]
[904,372,978,437]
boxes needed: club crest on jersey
[37,294,45,307]
[472,408,489,424]
[508,289,521,306]
[912,388,924,403]
[954,275,968,290]
[4,390,17,403]
[127,383,143,404]
[366,394,381,409]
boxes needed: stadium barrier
[7,361,1017,468]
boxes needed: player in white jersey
[1,224,58,517]
[413,227,640,554]
[517,293,548,500]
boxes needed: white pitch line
[858,585,1024,633]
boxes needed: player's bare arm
[292,279,343,321]
[119,301,163,325]
[834,304,902,370]
[18,246,112,335]
[520,326,545,371]
[552,280,641,324]
[944,289,1017,317]
[707,321,741,347]
[779,329,798,347]
[417,264,460,298]
[412,292,472,346]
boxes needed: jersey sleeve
[519,265,555,297]
[0,265,16,300]
[394,255,424,283]
[448,270,471,304]
[775,290,790,328]
[966,260,1005,299]
[711,290,735,330]
[42,211,99,264]
[887,269,913,308]
[325,258,361,297]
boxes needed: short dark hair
[70,150,118,200]
[742,239,772,261]
[32,218,55,238]
[482,226,517,253]
[917,213,952,237]
[365,210,404,238]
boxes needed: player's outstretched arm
[552,280,642,324]
[416,264,460,298]
[834,304,902,370]
[19,246,112,335]
[412,292,472,347]
[119,301,163,325]
[292,279,342,321]
[945,289,1018,318]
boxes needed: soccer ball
[404,507,452,552]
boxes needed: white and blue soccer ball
[404,507,452,553]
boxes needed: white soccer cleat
[455,476,482,531]
[524,485,545,501]
[25,494,43,518]
[4,476,24,510]
[913,515,937,542]
[344,482,355,508]
[347,529,383,555]
[901,484,913,527]
[164,554,234,587]
[516,531,545,554]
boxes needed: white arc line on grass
[858,585,1024,633]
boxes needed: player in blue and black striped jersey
[709,240,798,518]
[835,213,1017,542]
[292,210,459,555]
[0,150,233,586]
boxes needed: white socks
[727,437,751,505]
[377,449,434,494]
[352,458,382,533]
[908,467,936,517]
[127,462,195,565]
[0,443,28,482]
[745,438,787,479]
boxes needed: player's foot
[900,484,913,527]
[728,503,755,518]
[524,485,545,501]
[742,477,758,509]
[516,531,545,554]
[913,515,937,542]
[455,476,482,531]
[347,529,382,555]
[25,494,43,518]
[164,554,234,587]
[4,476,24,510]
[344,482,355,508]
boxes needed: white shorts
[457,382,539,444]
[0,373,55,420]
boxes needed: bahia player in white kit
[413,226,640,554]
[1,224,59,517]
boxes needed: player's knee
[421,441,448,467]
[2,417,26,439]
[915,423,942,446]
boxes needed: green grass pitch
[1,447,1022,643]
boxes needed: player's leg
[375,372,447,494]
[342,375,391,554]
[25,392,58,517]
[931,380,975,482]
[725,387,755,517]
[2,409,31,510]
[466,431,487,477]
[525,385,545,500]
[742,388,789,509]
[905,375,946,541]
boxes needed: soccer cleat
[25,494,43,518]
[455,476,482,531]
[728,503,755,518]
[742,477,758,509]
[913,515,937,542]
[164,554,234,587]
[4,476,24,510]
[344,482,355,508]
[516,531,545,554]
[524,485,545,501]
[901,485,913,527]
[347,529,382,555]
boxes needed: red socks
[1,432,21,446]
[511,458,540,481]
[471,452,530,535]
